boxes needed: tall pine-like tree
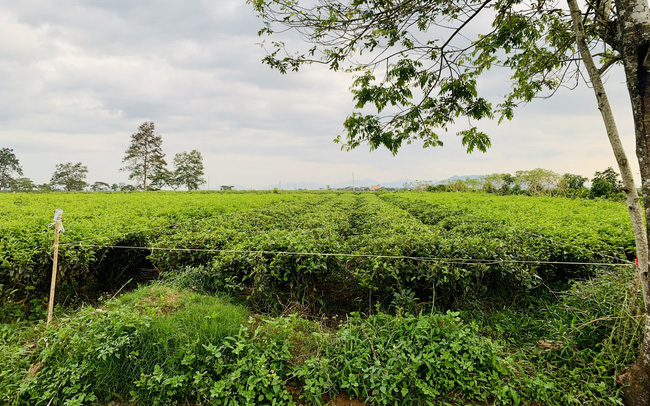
[121,122,167,191]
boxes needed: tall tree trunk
[617,0,650,402]
[618,0,650,375]
[568,0,650,403]
[144,155,148,192]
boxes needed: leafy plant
[10,286,247,405]
[293,311,516,405]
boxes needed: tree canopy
[591,166,623,198]
[90,181,111,192]
[50,162,88,191]
[11,177,35,192]
[560,173,588,190]
[0,148,23,191]
[250,0,594,154]
[172,150,205,191]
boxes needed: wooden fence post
[47,209,63,326]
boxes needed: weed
[293,311,516,405]
[8,286,247,405]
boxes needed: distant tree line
[0,137,627,198]
[410,167,626,200]
[0,122,206,192]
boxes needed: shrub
[293,311,516,405]
[10,286,248,405]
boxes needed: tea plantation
[0,191,641,405]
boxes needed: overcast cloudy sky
[0,0,639,189]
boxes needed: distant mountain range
[237,175,483,191]
[256,179,411,190]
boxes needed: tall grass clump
[463,267,643,405]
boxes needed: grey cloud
[0,0,638,187]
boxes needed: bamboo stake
[47,209,63,326]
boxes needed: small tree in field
[172,150,205,190]
[0,148,23,191]
[121,122,167,191]
[11,177,35,192]
[50,162,88,191]
[515,168,560,195]
[560,173,588,191]
[591,167,623,198]
[90,181,111,192]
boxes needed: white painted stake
[47,209,63,326]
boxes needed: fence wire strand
[51,194,635,270]
[58,242,635,268]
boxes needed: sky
[0,0,639,190]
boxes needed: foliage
[466,267,642,405]
[294,311,515,405]
[172,150,205,190]
[291,269,640,406]
[420,170,592,197]
[591,167,623,199]
[0,191,635,318]
[0,191,297,318]
[149,192,632,313]
[471,173,510,194]
[249,0,589,155]
[2,286,303,406]
[89,181,110,192]
[10,177,35,192]
[49,162,88,192]
[121,122,167,191]
[148,166,173,191]
[0,147,23,191]
[560,173,588,190]
[1,268,642,405]
[6,285,248,406]
[514,168,561,195]
[110,182,136,192]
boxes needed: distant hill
[250,175,482,191]
[258,181,328,190]
[442,175,482,183]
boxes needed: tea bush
[0,191,634,317]
[0,191,300,317]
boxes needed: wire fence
[51,195,636,270]
[59,241,635,268]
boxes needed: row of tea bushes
[0,191,635,315]
[148,192,634,312]
[0,192,301,307]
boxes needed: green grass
[2,285,248,405]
